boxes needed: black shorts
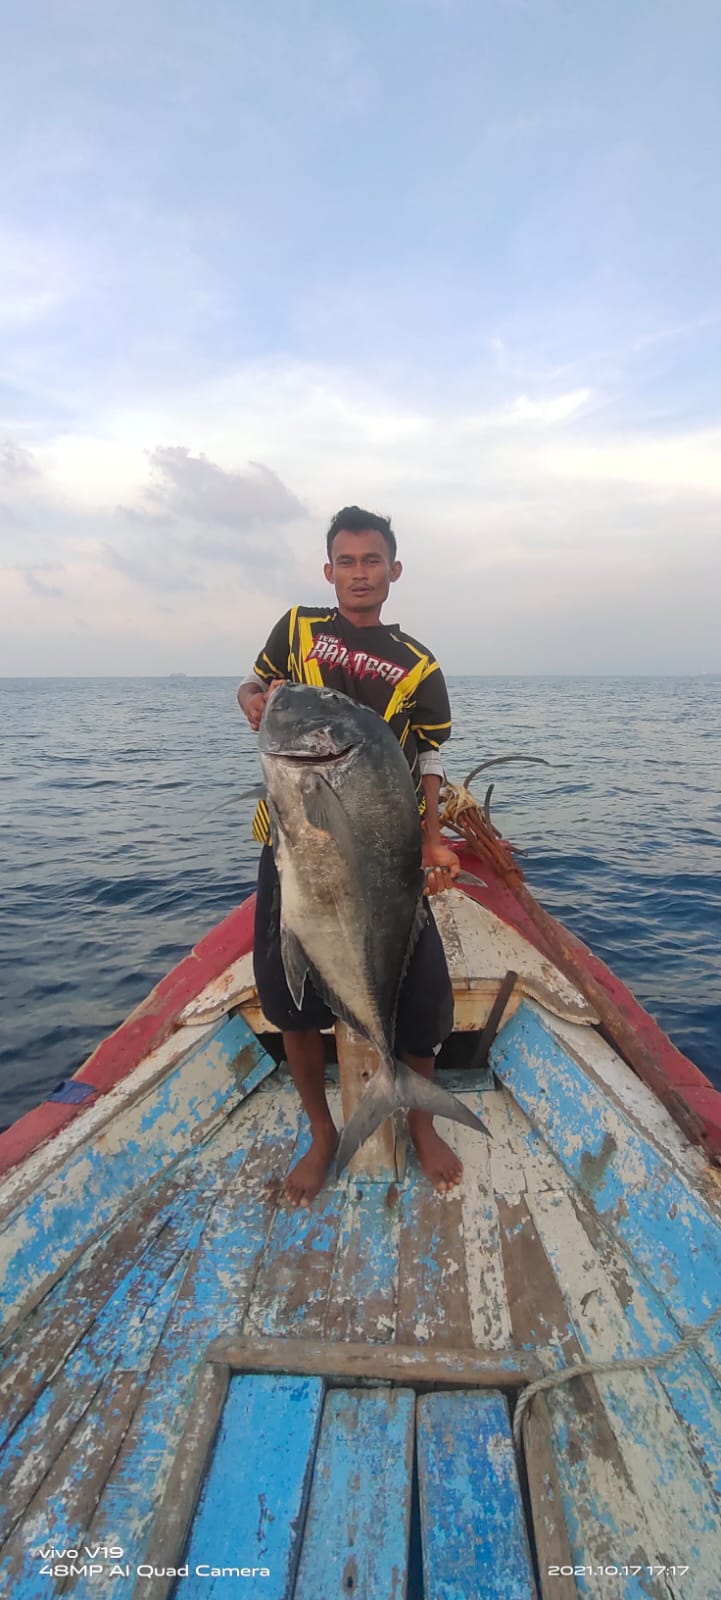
[252,844,454,1057]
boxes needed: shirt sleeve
[410,657,452,769]
[248,611,293,685]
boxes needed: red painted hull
[2,852,720,1179]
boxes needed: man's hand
[422,838,460,896]
[237,679,285,731]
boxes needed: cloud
[505,389,593,425]
[110,447,310,593]
[16,562,65,597]
[101,541,204,594]
[143,448,307,530]
[0,442,40,481]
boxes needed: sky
[1,0,720,675]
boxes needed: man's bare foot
[410,1120,463,1193]
[283,1124,339,1208]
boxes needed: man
[237,505,463,1205]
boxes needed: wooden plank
[322,1179,402,1343]
[174,1374,324,1600]
[417,1389,537,1600]
[0,1080,273,1436]
[0,1167,188,1446]
[1,1369,143,1600]
[336,1023,405,1180]
[0,1016,277,1336]
[501,1082,721,1492]
[522,1394,578,1600]
[206,1335,541,1388]
[178,952,258,1024]
[527,1181,721,1588]
[57,1091,305,1599]
[0,1022,214,1233]
[494,1100,671,1597]
[242,1107,348,1339]
[0,1211,202,1549]
[438,889,598,1022]
[431,890,469,987]
[444,1090,513,1349]
[395,1156,473,1348]
[133,1363,230,1600]
[293,1387,415,1600]
[493,1002,721,1368]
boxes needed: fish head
[258,683,372,773]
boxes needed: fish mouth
[267,744,354,765]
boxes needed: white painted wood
[179,953,258,1024]
[179,888,600,1038]
[0,1023,216,1231]
[528,1180,721,1597]
[433,891,599,1024]
[0,1030,273,1332]
[522,1002,721,1224]
[445,1093,513,1350]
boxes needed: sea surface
[1,675,719,1126]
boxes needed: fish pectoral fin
[280,926,309,1010]
[392,1059,492,1137]
[300,771,356,853]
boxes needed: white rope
[513,1300,721,1452]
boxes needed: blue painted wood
[323,1179,401,1341]
[0,1015,276,1328]
[294,1387,415,1600]
[0,1197,212,1540]
[492,1004,721,1326]
[417,1390,537,1600]
[175,1375,324,1600]
[0,1265,190,1600]
[492,1003,721,1488]
[62,1095,305,1599]
[245,1118,349,1338]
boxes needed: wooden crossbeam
[205,1334,543,1389]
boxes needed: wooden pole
[335,1021,406,1181]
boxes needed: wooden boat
[2,805,721,1600]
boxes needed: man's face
[324,528,402,613]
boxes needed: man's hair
[326,505,397,562]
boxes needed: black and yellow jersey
[247,605,452,844]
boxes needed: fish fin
[336,1064,398,1175]
[300,770,356,851]
[388,895,428,1049]
[203,785,266,818]
[402,895,428,980]
[280,926,309,1010]
[267,797,287,853]
[391,1059,492,1138]
[335,1059,491,1174]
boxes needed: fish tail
[335,1058,491,1176]
[392,1058,492,1140]
[335,1063,399,1177]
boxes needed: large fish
[257,682,490,1174]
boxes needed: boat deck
[2,1035,721,1600]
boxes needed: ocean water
[1,675,719,1127]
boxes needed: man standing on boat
[237,506,462,1206]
